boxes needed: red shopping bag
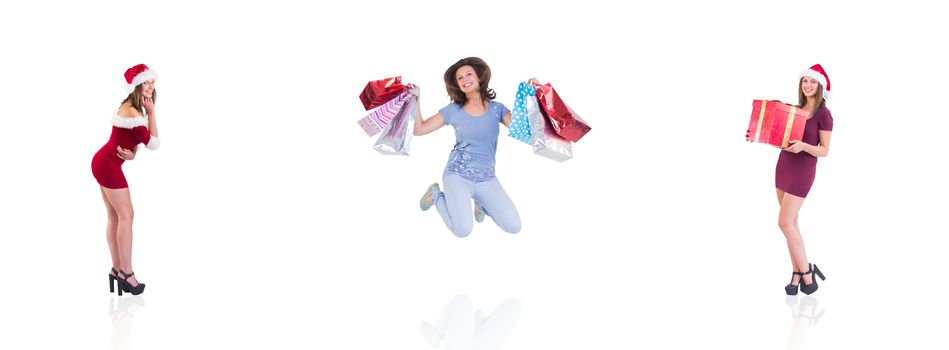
[534,82,591,142]
[360,76,406,110]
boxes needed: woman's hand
[527,77,540,85]
[141,95,155,116]
[407,83,420,97]
[784,140,809,154]
[117,145,136,160]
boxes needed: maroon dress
[775,106,833,198]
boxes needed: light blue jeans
[433,174,521,238]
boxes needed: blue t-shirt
[439,101,511,182]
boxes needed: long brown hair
[797,77,825,113]
[121,84,157,115]
[443,57,496,105]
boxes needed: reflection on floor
[785,295,826,350]
[421,294,521,350]
[110,295,145,350]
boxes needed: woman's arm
[414,112,445,136]
[409,84,445,136]
[786,130,831,157]
[143,96,158,138]
[122,98,160,150]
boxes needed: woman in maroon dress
[777,64,834,295]
[91,64,160,295]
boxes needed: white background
[2,0,947,349]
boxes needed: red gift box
[360,76,406,111]
[746,100,810,148]
[534,82,591,142]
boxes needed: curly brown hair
[443,57,496,105]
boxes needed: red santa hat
[799,64,831,100]
[124,64,158,94]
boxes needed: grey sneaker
[420,183,439,211]
[474,203,485,223]
[475,202,484,222]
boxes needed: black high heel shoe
[109,268,131,293]
[799,264,826,295]
[117,270,146,296]
[785,271,804,295]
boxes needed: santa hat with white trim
[799,64,831,100]
[124,64,158,94]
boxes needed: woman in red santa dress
[92,64,160,296]
[777,64,834,296]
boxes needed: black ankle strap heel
[117,270,146,296]
[785,271,804,295]
[800,264,825,295]
[110,267,131,294]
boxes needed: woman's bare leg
[101,187,120,273]
[778,191,811,285]
[102,187,139,286]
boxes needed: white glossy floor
[2,173,947,349]
[2,1,947,349]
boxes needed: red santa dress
[91,114,160,189]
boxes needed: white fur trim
[799,69,828,90]
[145,136,160,150]
[111,114,148,129]
[125,69,158,94]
